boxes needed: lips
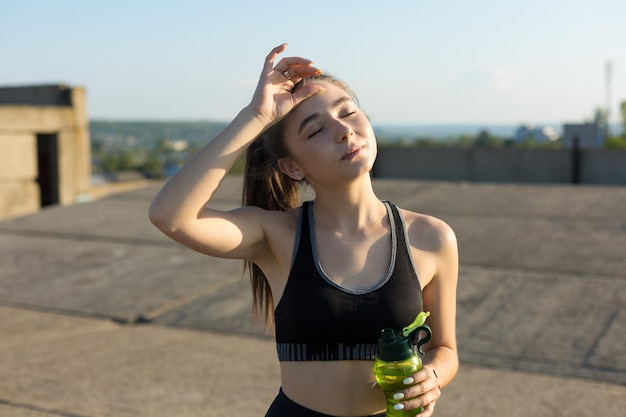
[342,145,365,160]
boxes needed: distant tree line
[605,101,626,149]
[91,102,626,179]
[91,120,230,179]
[379,130,562,150]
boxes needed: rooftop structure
[0,84,91,221]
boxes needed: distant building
[0,85,91,220]
[514,124,559,143]
[562,122,604,149]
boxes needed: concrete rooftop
[1,176,625,417]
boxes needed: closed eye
[308,110,356,138]
[307,127,323,138]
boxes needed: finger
[411,367,432,383]
[285,64,322,80]
[403,404,433,417]
[393,390,438,409]
[264,43,288,71]
[280,67,321,85]
[395,375,440,401]
[420,402,436,417]
[400,390,439,413]
[292,84,326,106]
[274,56,314,72]
[408,378,441,397]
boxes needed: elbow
[441,346,459,388]
[148,201,176,234]
[450,350,460,378]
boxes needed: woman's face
[279,81,377,186]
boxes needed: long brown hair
[242,73,358,331]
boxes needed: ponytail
[242,131,300,212]
[242,121,300,331]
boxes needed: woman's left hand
[393,366,441,416]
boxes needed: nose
[334,119,354,143]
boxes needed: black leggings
[265,388,386,417]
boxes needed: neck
[309,175,385,233]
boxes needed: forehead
[289,81,354,120]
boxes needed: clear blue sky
[2,0,625,126]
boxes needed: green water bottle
[373,311,432,417]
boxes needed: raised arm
[148,44,323,259]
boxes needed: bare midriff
[280,360,387,416]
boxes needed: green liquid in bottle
[374,313,432,417]
[373,356,424,417]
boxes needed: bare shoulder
[248,203,300,229]
[232,203,301,262]
[398,207,458,290]
[398,208,457,254]
[230,203,299,223]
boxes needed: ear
[277,157,304,181]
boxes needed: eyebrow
[297,96,353,135]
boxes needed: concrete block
[0,132,37,179]
[0,106,74,132]
[0,181,39,219]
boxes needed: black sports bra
[274,201,424,361]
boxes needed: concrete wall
[581,149,626,185]
[0,85,91,220]
[375,146,626,185]
[0,132,40,218]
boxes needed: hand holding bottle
[389,365,441,416]
[373,312,438,416]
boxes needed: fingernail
[371,381,378,388]
[393,392,405,400]
[394,404,405,411]
[403,377,414,385]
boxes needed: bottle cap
[376,328,414,361]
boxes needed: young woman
[149,44,458,417]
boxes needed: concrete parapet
[581,149,626,184]
[470,148,572,183]
[375,146,626,185]
[374,147,470,180]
